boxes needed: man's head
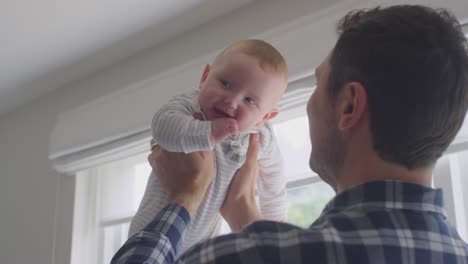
[198,39,288,132]
[308,5,468,188]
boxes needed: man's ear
[338,82,368,130]
[256,109,279,127]
[199,64,211,87]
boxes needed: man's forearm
[169,194,202,217]
[225,197,262,232]
[111,204,190,264]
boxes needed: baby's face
[198,51,286,132]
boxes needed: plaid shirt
[111,181,468,263]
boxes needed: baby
[129,39,288,253]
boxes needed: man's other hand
[220,133,263,231]
[148,142,215,216]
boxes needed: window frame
[70,97,468,264]
[71,108,329,263]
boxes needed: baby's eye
[220,80,231,88]
[244,97,255,105]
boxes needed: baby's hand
[211,118,239,145]
[193,113,204,120]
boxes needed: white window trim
[49,77,316,176]
[71,170,100,264]
[449,154,467,240]
[71,109,326,264]
[462,20,468,36]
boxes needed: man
[112,5,468,264]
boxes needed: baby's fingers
[193,113,203,120]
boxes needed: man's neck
[335,150,433,193]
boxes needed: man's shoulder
[244,219,307,232]
[177,220,331,264]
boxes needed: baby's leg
[128,170,169,237]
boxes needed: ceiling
[1,0,467,117]
[0,0,254,116]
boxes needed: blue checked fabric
[112,181,468,264]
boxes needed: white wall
[0,1,340,263]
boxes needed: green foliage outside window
[286,181,335,228]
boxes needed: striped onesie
[129,91,287,254]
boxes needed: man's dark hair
[329,5,468,169]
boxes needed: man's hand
[211,118,239,145]
[148,141,215,216]
[220,133,263,232]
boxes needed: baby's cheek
[237,117,256,133]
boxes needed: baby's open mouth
[214,108,231,118]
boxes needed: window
[72,154,151,264]
[73,114,334,263]
[272,115,334,227]
[72,114,468,264]
[286,182,334,228]
[98,156,151,263]
[433,148,468,241]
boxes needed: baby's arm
[152,92,212,153]
[211,118,239,145]
[256,128,288,221]
[152,92,239,153]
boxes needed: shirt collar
[320,180,447,218]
